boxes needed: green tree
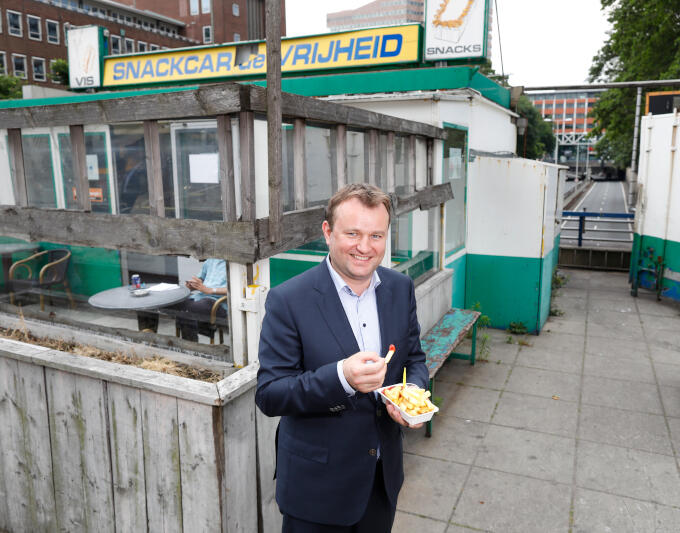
[515,95,555,160]
[589,0,680,169]
[50,59,69,85]
[0,74,23,100]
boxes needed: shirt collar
[326,255,381,296]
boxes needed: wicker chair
[8,249,75,311]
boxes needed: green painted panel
[633,233,680,301]
[465,253,541,332]
[537,251,554,332]
[39,243,122,298]
[445,253,466,309]
[270,258,320,287]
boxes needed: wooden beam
[0,207,258,263]
[143,120,165,217]
[368,129,378,186]
[68,125,91,211]
[7,129,28,207]
[0,83,243,129]
[426,138,434,186]
[392,183,454,216]
[335,125,347,190]
[386,132,395,193]
[217,115,237,222]
[266,0,283,243]
[407,135,417,193]
[256,206,326,260]
[239,111,256,221]
[293,118,306,209]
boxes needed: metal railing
[562,210,634,247]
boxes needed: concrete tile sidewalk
[394,267,680,533]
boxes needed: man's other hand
[342,352,386,393]
[385,402,424,429]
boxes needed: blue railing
[562,211,634,247]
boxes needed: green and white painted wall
[632,112,680,301]
[465,158,565,333]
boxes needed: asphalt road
[561,181,633,250]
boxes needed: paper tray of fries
[377,383,439,425]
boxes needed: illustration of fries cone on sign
[432,0,478,42]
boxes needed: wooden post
[335,124,347,190]
[69,125,91,211]
[368,129,378,186]
[408,134,417,193]
[266,0,283,243]
[386,132,395,193]
[239,111,256,221]
[7,129,28,207]
[143,120,165,217]
[293,118,306,209]
[217,114,237,222]
[427,138,434,186]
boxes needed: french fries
[384,344,396,364]
[382,384,436,417]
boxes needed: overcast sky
[284,0,612,88]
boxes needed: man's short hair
[325,184,392,229]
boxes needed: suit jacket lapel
[375,267,393,360]
[314,261,360,358]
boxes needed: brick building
[327,0,424,32]
[0,0,284,89]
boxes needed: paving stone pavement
[393,268,680,533]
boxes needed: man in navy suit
[256,184,429,532]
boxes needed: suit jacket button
[369,448,377,456]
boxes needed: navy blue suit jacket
[255,261,428,526]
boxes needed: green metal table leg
[426,378,434,438]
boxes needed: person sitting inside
[137,258,228,342]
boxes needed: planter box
[0,335,279,533]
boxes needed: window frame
[149,43,159,51]
[190,0,199,15]
[110,34,121,54]
[137,41,147,52]
[7,10,22,37]
[27,14,42,41]
[32,56,46,81]
[0,52,6,75]
[124,37,134,54]
[12,53,27,79]
[201,0,211,14]
[203,25,212,44]
[46,19,59,44]
[232,2,240,16]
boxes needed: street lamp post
[516,117,528,158]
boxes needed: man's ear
[322,220,331,238]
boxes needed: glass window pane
[346,130,365,184]
[111,124,149,215]
[391,208,439,283]
[443,127,467,253]
[305,125,332,207]
[59,132,111,213]
[281,122,295,211]
[21,135,56,208]
[394,135,409,194]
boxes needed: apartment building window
[190,0,199,15]
[202,0,211,14]
[233,33,240,41]
[124,38,134,53]
[7,10,22,37]
[149,43,159,50]
[232,3,240,16]
[0,52,6,75]
[64,23,70,44]
[0,8,3,34]
[46,19,59,44]
[12,54,27,79]
[110,35,121,54]
[202,25,212,43]
[138,41,147,52]
[32,57,46,81]
[27,15,41,40]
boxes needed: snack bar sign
[425,0,490,61]
[102,25,420,87]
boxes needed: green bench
[420,308,481,437]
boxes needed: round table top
[88,284,190,311]
[0,243,39,255]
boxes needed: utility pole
[266,0,282,243]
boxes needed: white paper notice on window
[189,153,219,183]
[86,154,99,180]
[448,148,463,180]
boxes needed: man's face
[322,197,389,291]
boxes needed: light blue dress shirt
[326,256,382,395]
[190,258,228,311]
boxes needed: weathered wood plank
[215,361,258,405]
[293,118,307,210]
[408,135,417,193]
[248,86,448,139]
[239,110,256,221]
[335,124,347,189]
[217,114,237,223]
[266,0,283,243]
[46,368,115,533]
[386,132,395,193]
[141,390,183,532]
[7,128,28,206]
[144,119,165,217]
[178,400,221,531]
[0,206,257,263]
[69,124,91,212]
[0,83,243,129]
[368,129,378,186]
[427,138,434,186]
[256,206,325,260]
[255,408,281,533]
[221,387,258,532]
[0,356,56,532]
[107,383,147,532]
[392,183,454,216]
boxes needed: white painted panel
[254,117,269,219]
[667,114,680,244]
[0,130,14,205]
[467,157,547,258]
